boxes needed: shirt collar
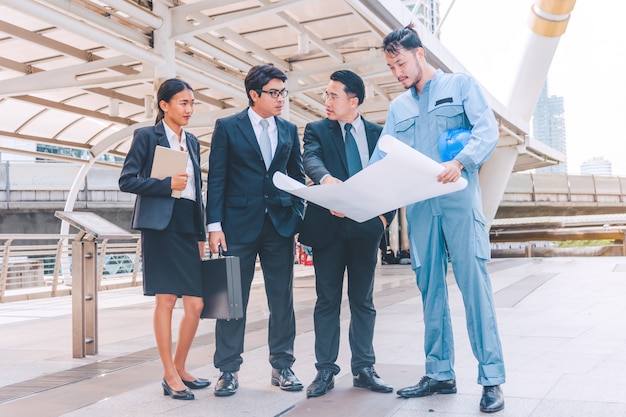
[248,107,276,128]
[339,114,363,133]
[162,122,186,148]
[411,69,443,99]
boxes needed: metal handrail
[0,234,141,303]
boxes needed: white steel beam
[170,0,310,39]
[0,56,152,96]
[100,0,162,29]
[44,0,151,45]
[1,0,165,67]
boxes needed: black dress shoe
[271,367,304,391]
[397,376,457,398]
[182,378,211,390]
[480,385,504,413]
[162,379,194,400]
[214,371,238,397]
[353,367,393,393]
[306,369,335,398]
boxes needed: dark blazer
[299,116,395,248]
[119,121,206,241]
[206,108,305,244]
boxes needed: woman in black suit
[119,78,209,400]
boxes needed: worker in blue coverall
[371,24,505,413]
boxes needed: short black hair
[329,69,365,105]
[244,64,287,106]
[382,23,423,55]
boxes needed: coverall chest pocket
[393,118,416,147]
[431,104,468,133]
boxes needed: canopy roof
[0,0,559,173]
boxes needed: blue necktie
[344,123,362,176]
[259,119,272,169]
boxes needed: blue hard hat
[438,128,471,162]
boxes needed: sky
[437,0,626,175]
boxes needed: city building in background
[533,81,567,173]
[580,156,612,176]
[403,0,441,34]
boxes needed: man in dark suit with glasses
[299,70,396,398]
[206,64,305,397]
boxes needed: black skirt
[141,199,203,297]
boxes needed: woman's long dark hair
[154,78,193,124]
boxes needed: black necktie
[344,123,362,177]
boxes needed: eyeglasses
[259,88,288,99]
[322,92,356,102]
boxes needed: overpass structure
[497,172,626,218]
[0,0,577,235]
[6,161,626,235]
[8,166,626,303]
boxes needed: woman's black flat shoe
[182,378,211,390]
[162,379,195,400]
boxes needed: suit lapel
[155,121,170,147]
[185,132,199,173]
[328,120,349,174]
[157,121,200,186]
[236,109,264,161]
[273,116,291,169]
[330,117,379,175]
[185,132,204,203]
[362,117,379,157]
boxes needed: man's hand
[209,231,227,253]
[379,215,388,229]
[437,160,463,184]
[321,176,347,217]
[321,176,342,185]
[329,210,346,218]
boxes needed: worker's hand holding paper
[273,135,467,223]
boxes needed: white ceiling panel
[0,0,555,174]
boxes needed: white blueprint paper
[273,135,467,223]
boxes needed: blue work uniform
[374,69,505,386]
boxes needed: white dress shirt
[163,122,196,201]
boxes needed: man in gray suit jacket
[298,70,395,398]
[206,65,305,397]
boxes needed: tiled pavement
[2,257,626,417]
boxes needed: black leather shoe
[480,385,504,413]
[306,369,335,398]
[271,367,304,391]
[214,371,238,397]
[353,366,393,393]
[182,378,211,390]
[397,376,457,398]
[162,379,194,400]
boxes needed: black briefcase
[200,254,243,320]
